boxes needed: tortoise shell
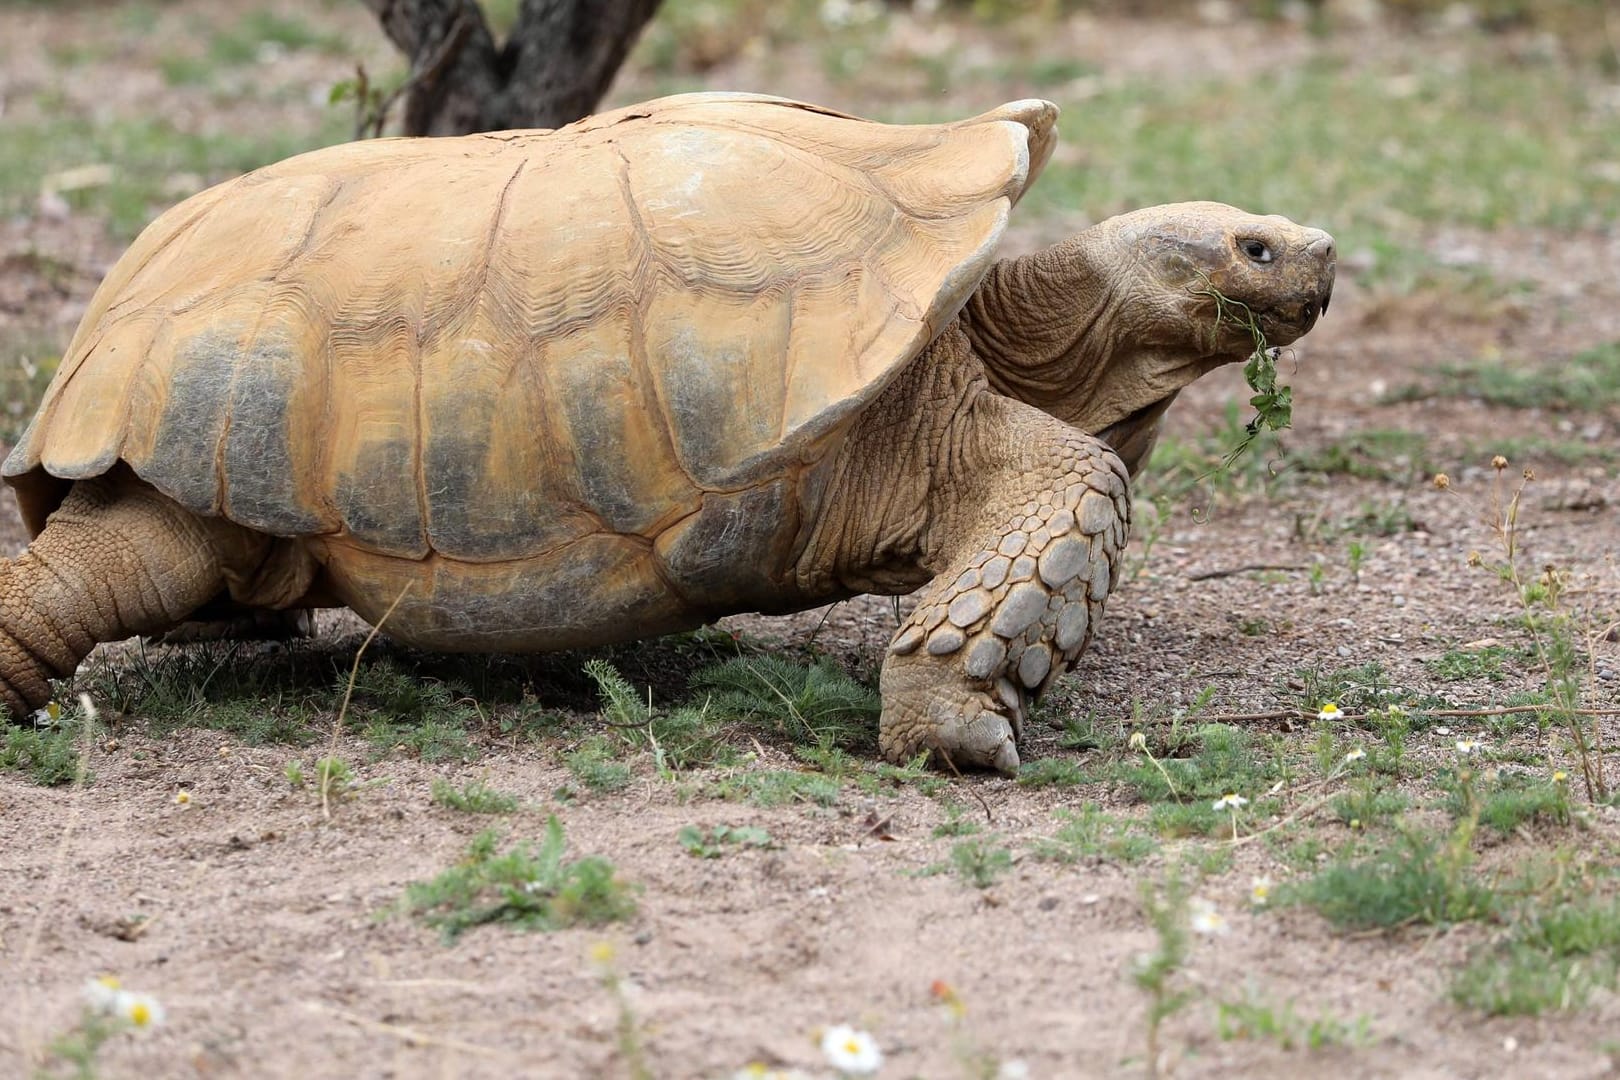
[3,93,1056,646]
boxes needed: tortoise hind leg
[878,403,1129,774]
[0,474,279,718]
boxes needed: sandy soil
[1,4,1618,1079]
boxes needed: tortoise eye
[1240,239,1273,264]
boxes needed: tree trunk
[362,0,663,136]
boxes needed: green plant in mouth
[1194,277,1293,466]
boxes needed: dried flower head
[1433,473,1450,490]
[1491,455,1508,470]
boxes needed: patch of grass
[1,719,86,786]
[2,114,347,238]
[707,769,839,808]
[400,821,635,943]
[1029,806,1157,864]
[1293,429,1433,484]
[1443,770,1571,834]
[87,642,330,745]
[1014,59,1620,246]
[1149,801,1221,839]
[207,11,349,65]
[676,824,774,858]
[949,838,1013,889]
[1425,645,1516,682]
[692,655,879,750]
[1331,781,1410,829]
[1120,723,1278,804]
[0,337,61,443]
[1288,830,1497,930]
[430,777,520,815]
[1454,897,1620,1015]
[565,736,633,793]
[932,803,983,838]
[1392,341,1620,411]
[584,660,733,770]
[1215,991,1372,1050]
[1016,757,1088,788]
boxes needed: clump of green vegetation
[1330,781,1410,829]
[1394,341,1620,411]
[565,736,634,793]
[1121,723,1277,804]
[1215,991,1371,1050]
[2,706,87,787]
[706,769,840,808]
[1453,897,1620,1015]
[400,821,635,943]
[352,659,477,763]
[1425,645,1515,682]
[932,803,982,838]
[677,824,774,858]
[948,838,1014,889]
[1016,757,1089,788]
[1442,769,1570,835]
[692,655,879,750]
[1288,830,1496,930]
[1029,806,1157,864]
[431,777,521,815]
[585,660,732,770]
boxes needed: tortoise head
[1108,200,1336,355]
[1060,202,1334,469]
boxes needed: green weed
[431,777,521,815]
[584,660,732,770]
[1016,757,1088,788]
[565,737,634,793]
[1215,990,1372,1050]
[1288,830,1497,930]
[677,824,775,858]
[1029,806,1156,864]
[691,655,879,750]
[1453,897,1620,1015]
[949,838,1014,889]
[706,769,840,807]
[400,821,635,943]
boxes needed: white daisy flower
[821,1024,883,1075]
[1189,897,1228,936]
[1212,793,1248,812]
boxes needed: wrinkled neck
[959,233,1121,429]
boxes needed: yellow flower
[174,790,192,807]
[588,940,617,967]
[1250,877,1273,905]
[1343,748,1367,763]
[1317,703,1341,721]
[1455,739,1480,755]
[1553,770,1568,783]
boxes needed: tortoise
[0,92,1335,772]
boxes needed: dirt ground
[2,3,1619,1079]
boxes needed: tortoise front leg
[879,415,1128,774]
